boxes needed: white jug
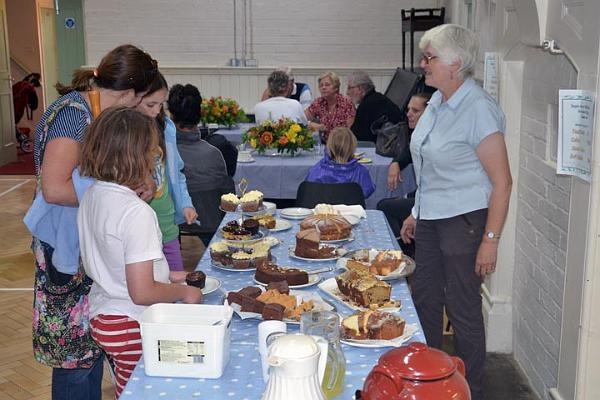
[261,333,328,400]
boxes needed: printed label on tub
[158,340,206,364]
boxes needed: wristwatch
[485,231,501,240]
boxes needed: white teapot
[261,333,328,400]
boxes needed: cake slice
[341,310,406,340]
[370,250,404,276]
[335,269,391,307]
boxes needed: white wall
[83,0,442,68]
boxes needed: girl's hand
[400,214,416,244]
[387,162,403,191]
[183,207,198,224]
[181,286,203,304]
[475,239,499,278]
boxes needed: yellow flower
[291,123,302,133]
[285,129,298,143]
[250,138,258,148]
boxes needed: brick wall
[83,0,439,67]
[513,49,577,399]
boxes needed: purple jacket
[305,153,375,198]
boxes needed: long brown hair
[327,127,356,163]
[56,44,158,95]
[80,107,158,189]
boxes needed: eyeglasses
[421,54,438,64]
[347,85,359,90]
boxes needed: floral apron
[31,98,102,369]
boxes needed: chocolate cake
[185,271,206,289]
[242,218,260,235]
[254,214,276,229]
[262,303,286,320]
[341,310,406,340]
[300,214,352,240]
[255,263,309,286]
[221,220,252,240]
[238,286,262,298]
[294,229,336,259]
[335,269,391,307]
[241,296,265,313]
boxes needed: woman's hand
[387,162,403,191]
[475,239,499,278]
[135,176,156,201]
[309,121,327,132]
[183,207,198,224]
[400,214,416,244]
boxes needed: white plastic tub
[139,303,233,378]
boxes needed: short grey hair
[275,66,294,81]
[348,70,375,93]
[267,70,290,96]
[419,24,478,78]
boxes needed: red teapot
[360,342,471,400]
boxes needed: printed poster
[557,90,595,182]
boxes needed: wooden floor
[0,175,205,399]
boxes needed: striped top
[34,91,91,175]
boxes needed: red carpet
[0,151,35,175]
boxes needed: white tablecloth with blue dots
[123,210,425,399]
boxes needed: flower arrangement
[200,96,247,127]
[242,118,316,156]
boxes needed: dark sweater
[351,90,404,142]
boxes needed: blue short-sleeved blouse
[410,78,505,220]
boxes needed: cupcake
[242,218,260,235]
[231,250,253,269]
[240,190,263,212]
[221,193,240,212]
[186,271,206,289]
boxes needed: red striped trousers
[90,315,143,399]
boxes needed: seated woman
[254,70,308,124]
[168,84,238,177]
[305,71,356,143]
[305,127,375,198]
[168,84,235,233]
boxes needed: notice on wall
[557,90,595,182]
[483,52,499,102]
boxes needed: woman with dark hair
[23,44,158,400]
[168,83,238,176]
[136,72,197,283]
[168,83,236,234]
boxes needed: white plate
[201,277,221,295]
[318,277,401,312]
[270,218,293,232]
[237,158,255,163]
[341,324,419,348]
[288,246,347,262]
[337,249,415,281]
[253,274,321,289]
[211,262,256,272]
[280,207,313,220]
[320,232,354,244]
[226,288,334,324]
[219,226,269,245]
[357,158,372,164]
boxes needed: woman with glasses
[400,24,512,400]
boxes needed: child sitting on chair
[305,127,375,198]
[77,107,203,398]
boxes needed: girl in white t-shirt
[77,107,203,398]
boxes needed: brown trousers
[413,208,488,400]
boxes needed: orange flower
[260,131,274,145]
[222,105,229,113]
[278,136,289,145]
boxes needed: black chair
[179,186,233,246]
[295,181,366,209]
[401,7,446,71]
[384,67,422,112]
[356,141,376,148]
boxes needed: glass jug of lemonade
[300,311,346,398]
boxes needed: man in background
[347,70,403,143]
[261,67,312,110]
